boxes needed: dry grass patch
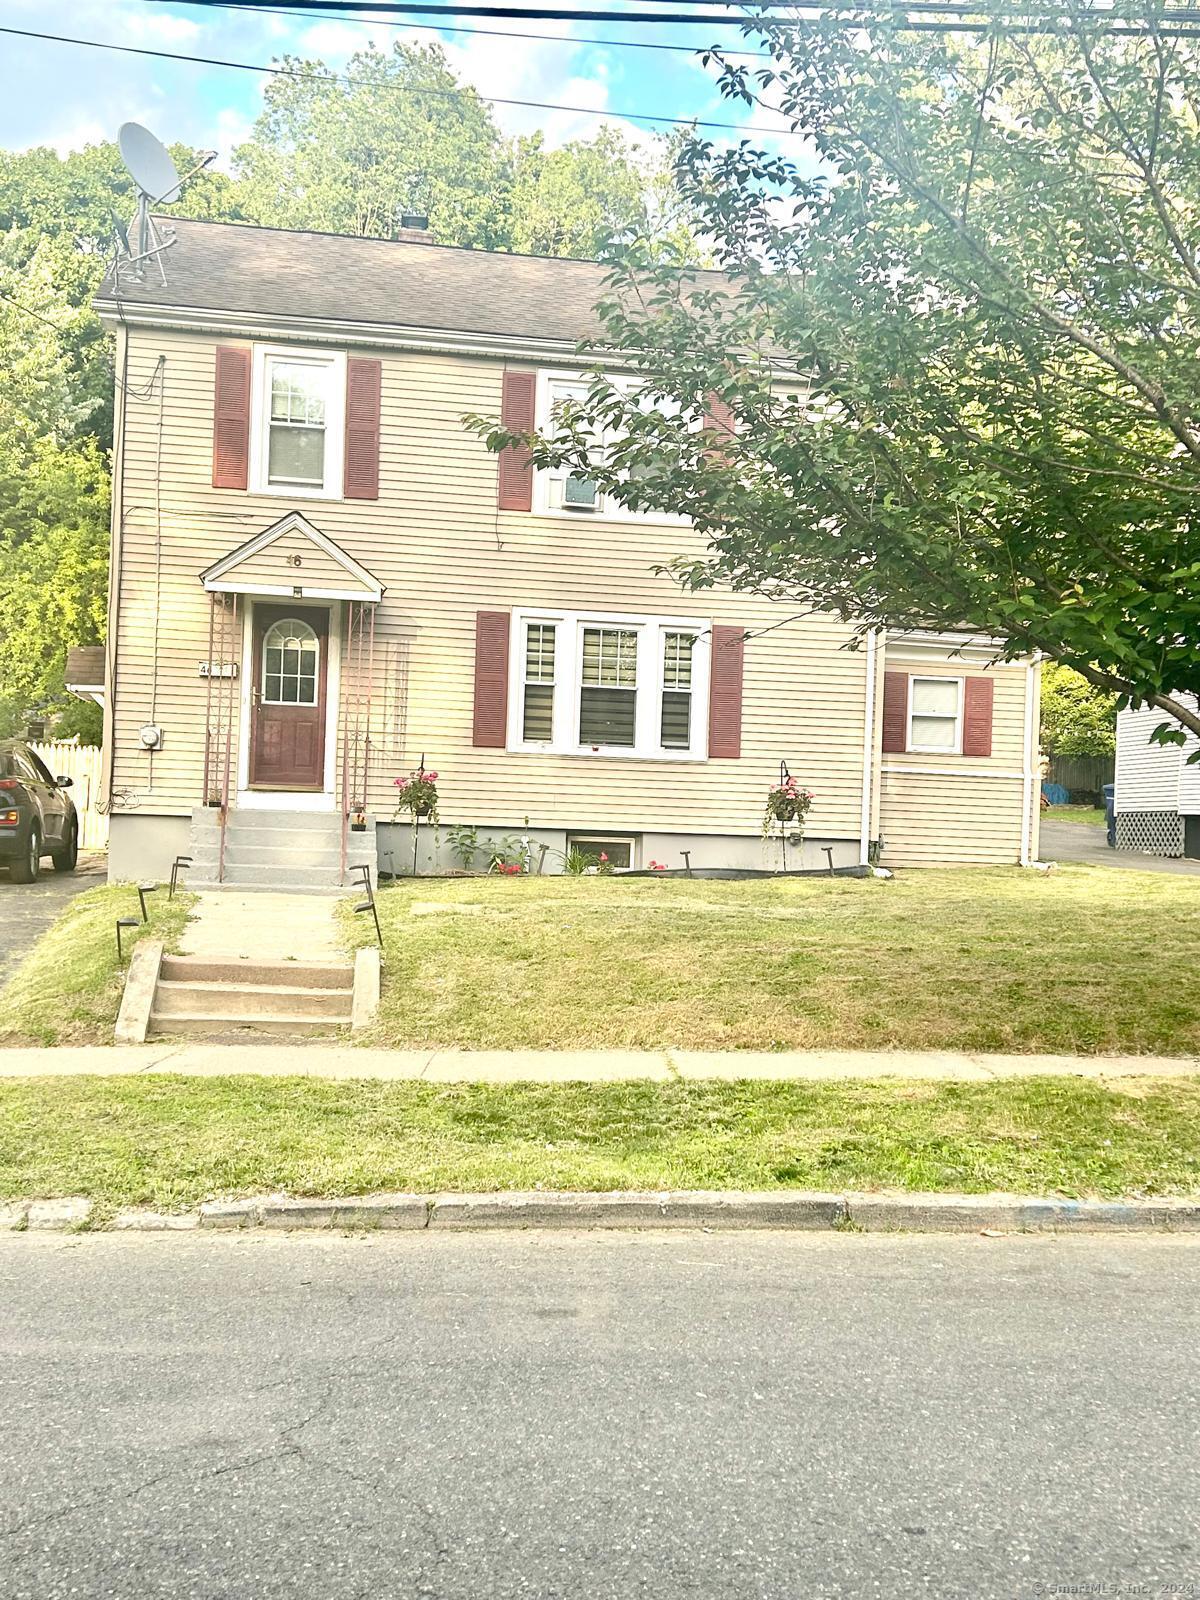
[343,867,1200,1055]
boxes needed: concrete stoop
[148,954,355,1039]
[186,807,376,892]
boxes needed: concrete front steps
[186,807,376,891]
[148,955,354,1039]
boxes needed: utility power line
[160,0,1200,22]
[207,0,772,56]
[0,24,808,137]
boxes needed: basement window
[565,834,636,870]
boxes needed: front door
[249,604,329,790]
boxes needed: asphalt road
[3,1231,1199,1598]
[0,852,106,983]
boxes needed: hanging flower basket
[763,777,814,838]
[393,766,439,824]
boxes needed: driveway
[0,852,106,984]
[2,1231,1199,1600]
[1040,819,1200,875]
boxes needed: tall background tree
[0,43,701,736]
[486,2,1200,750]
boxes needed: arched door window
[262,617,319,705]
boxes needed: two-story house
[91,216,1040,887]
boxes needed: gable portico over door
[198,510,385,814]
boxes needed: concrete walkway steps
[149,955,353,1039]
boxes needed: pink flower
[394,777,408,789]
[425,771,438,781]
[599,852,608,862]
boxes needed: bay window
[509,609,710,759]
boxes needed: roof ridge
[160,214,615,270]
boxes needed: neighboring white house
[1114,697,1200,858]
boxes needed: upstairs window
[251,348,345,499]
[535,372,686,525]
[508,609,709,760]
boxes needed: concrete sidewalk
[0,1044,1195,1081]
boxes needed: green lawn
[0,884,193,1046]
[1046,805,1107,827]
[2,1074,1198,1214]
[344,867,1200,1056]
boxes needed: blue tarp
[1041,781,1070,806]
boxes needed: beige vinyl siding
[877,655,1035,866]
[108,328,873,841]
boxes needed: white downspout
[859,629,878,865]
[1019,656,1040,865]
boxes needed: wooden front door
[249,604,329,790]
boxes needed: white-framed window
[261,616,320,706]
[533,370,687,526]
[565,834,637,870]
[508,608,710,761]
[908,675,963,753]
[250,346,346,499]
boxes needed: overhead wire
[0,24,810,138]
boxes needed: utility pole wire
[0,24,814,138]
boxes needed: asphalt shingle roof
[97,217,621,344]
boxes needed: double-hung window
[251,347,346,499]
[535,372,686,524]
[908,676,962,752]
[509,609,709,760]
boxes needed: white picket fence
[30,741,107,851]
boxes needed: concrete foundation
[107,812,192,883]
[376,820,862,877]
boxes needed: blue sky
[0,0,809,167]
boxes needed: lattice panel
[1116,811,1184,856]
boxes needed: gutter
[1019,655,1041,866]
[93,298,600,365]
[859,629,879,865]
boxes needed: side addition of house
[91,217,1040,885]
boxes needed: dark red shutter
[708,625,745,758]
[497,370,536,511]
[212,346,251,490]
[702,392,736,463]
[881,671,909,754]
[962,675,994,757]
[472,610,511,748]
[344,357,382,500]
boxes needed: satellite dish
[118,122,180,203]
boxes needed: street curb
[8,1191,1200,1234]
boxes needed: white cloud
[122,11,202,44]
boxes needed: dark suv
[0,740,79,883]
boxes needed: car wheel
[52,820,78,873]
[9,823,41,884]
